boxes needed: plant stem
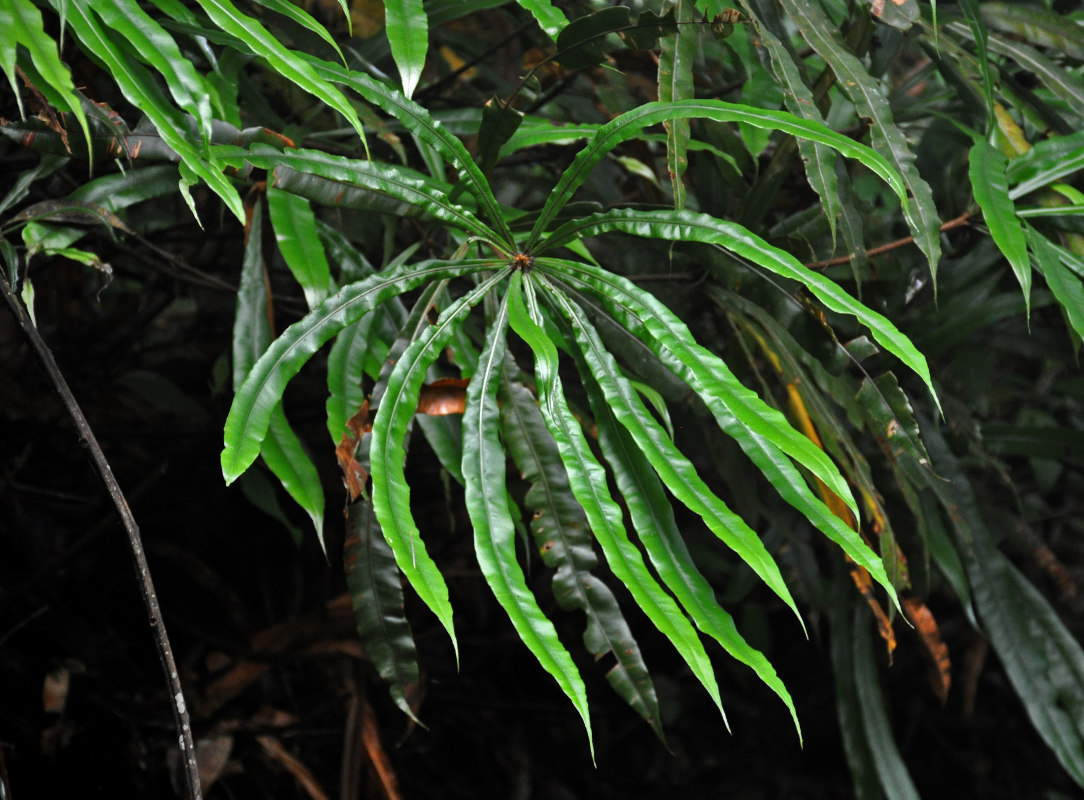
[0,270,202,800]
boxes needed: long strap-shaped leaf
[370,268,512,659]
[498,368,665,739]
[92,0,216,152]
[344,496,421,722]
[57,1,245,221]
[968,139,1031,314]
[222,258,501,482]
[540,261,905,605]
[461,291,593,753]
[213,145,500,245]
[551,285,802,737]
[384,0,427,99]
[539,209,937,405]
[506,270,725,717]
[190,0,370,150]
[525,98,906,250]
[302,58,514,246]
[3,0,93,160]
[542,278,802,634]
[233,201,325,541]
[538,255,860,518]
[777,0,942,277]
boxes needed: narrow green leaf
[948,20,1084,121]
[980,2,1084,62]
[538,210,937,408]
[544,280,802,644]
[1007,130,1084,200]
[554,288,801,738]
[5,0,92,159]
[499,367,665,737]
[517,0,569,41]
[267,187,333,309]
[369,268,511,659]
[384,0,427,98]
[58,2,244,220]
[320,225,405,443]
[657,0,696,210]
[969,139,1031,313]
[739,0,843,249]
[778,0,942,277]
[344,497,422,721]
[254,0,347,65]
[462,291,593,751]
[527,99,907,249]
[506,270,725,718]
[233,200,325,541]
[192,0,369,150]
[222,258,501,483]
[260,407,326,543]
[91,0,215,152]
[1026,224,1084,343]
[215,144,500,244]
[300,58,513,244]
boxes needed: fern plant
[5,0,1084,794]
[193,12,950,747]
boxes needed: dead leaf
[903,597,951,704]
[417,378,469,416]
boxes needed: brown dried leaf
[416,378,469,416]
[903,597,951,704]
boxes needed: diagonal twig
[0,270,202,800]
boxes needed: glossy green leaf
[1007,131,1084,200]
[344,496,421,721]
[527,99,907,249]
[320,226,404,443]
[90,0,215,152]
[222,258,500,483]
[969,139,1031,313]
[777,0,941,278]
[385,0,427,98]
[267,187,333,309]
[543,279,800,648]
[255,0,347,65]
[3,0,92,159]
[462,291,593,751]
[192,0,369,150]
[233,200,325,541]
[553,286,801,738]
[369,268,511,658]
[214,144,499,244]
[301,58,513,244]
[517,0,569,40]
[499,367,665,738]
[1027,224,1084,343]
[539,210,937,407]
[507,270,725,717]
[553,7,632,71]
[58,2,244,221]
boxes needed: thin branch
[0,270,203,800]
[805,212,972,269]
